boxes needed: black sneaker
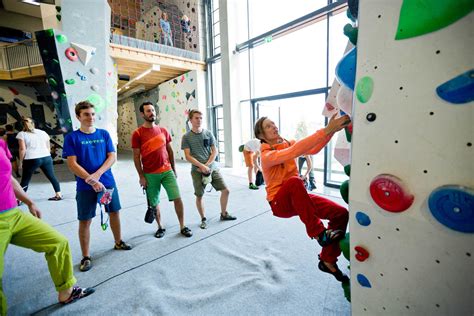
[154,228,166,238]
[220,212,237,221]
[180,226,193,237]
[200,217,207,229]
[114,240,132,250]
[79,256,92,272]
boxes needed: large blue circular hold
[355,211,371,226]
[428,185,474,233]
[335,47,357,90]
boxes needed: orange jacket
[261,129,332,201]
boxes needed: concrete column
[218,0,242,167]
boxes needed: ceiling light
[21,0,41,6]
[117,64,161,93]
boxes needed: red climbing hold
[8,87,19,95]
[354,246,369,262]
[326,102,335,111]
[369,174,414,212]
[65,47,78,62]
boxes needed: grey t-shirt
[181,129,218,172]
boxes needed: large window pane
[211,61,222,105]
[328,10,350,85]
[251,21,327,98]
[248,0,328,38]
[256,93,327,172]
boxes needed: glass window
[211,61,222,105]
[251,20,327,98]
[240,101,252,142]
[328,9,350,85]
[248,0,328,38]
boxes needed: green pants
[0,208,76,315]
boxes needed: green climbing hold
[346,9,356,23]
[344,165,351,177]
[65,79,75,85]
[52,59,59,65]
[56,34,68,43]
[56,14,61,21]
[86,94,105,113]
[356,76,374,103]
[344,126,352,143]
[341,280,351,302]
[171,92,176,98]
[343,23,358,45]
[45,29,54,37]
[340,180,349,203]
[48,77,58,87]
[166,105,169,112]
[339,232,350,260]
[395,0,474,40]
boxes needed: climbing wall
[117,100,137,150]
[37,0,118,143]
[0,82,65,158]
[349,1,474,315]
[157,70,199,160]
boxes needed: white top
[16,129,51,160]
[244,139,261,153]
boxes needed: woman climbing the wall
[254,113,350,282]
[17,117,63,201]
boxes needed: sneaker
[181,226,193,237]
[249,183,259,190]
[114,240,132,250]
[220,212,237,221]
[154,227,166,238]
[200,218,207,229]
[79,256,92,272]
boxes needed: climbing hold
[8,87,19,95]
[428,185,474,233]
[341,280,351,302]
[344,126,352,142]
[90,67,99,74]
[13,98,27,108]
[355,212,371,226]
[340,180,349,203]
[55,34,68,43]
[51,91,59,100]
[55,5,61,12]
[436,70,474,104]
[356,76,374,103]
[56,14,61,21]
[65,47,78,62]
[348,0,359,20]
[173,79,178,84]
[171,92,176,98]
[91,85,99,92]
[86,94,105,113]
[335,47,357,90]
[48,77,58,87]
[366,113,376,122]
[370,174,414,212]
[346,7,356,22]
[337,85,353,115]
[357,274,371,288]
[71,42,97,66]
[52,59,59,65]
[65,79,75,85]
[343,23,358,45]
[395,0,474,40]
[344,164,351,177]
[355,246,370,262]
[45,29,54,37]
[339,232,350,261]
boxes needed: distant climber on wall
[254,114,351,283]
[160,12,173,47]
[180,15,191,37]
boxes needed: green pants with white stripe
[0,208,77,315]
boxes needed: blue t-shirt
[63,129,116,191]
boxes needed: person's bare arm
[11,176,41,218]
[166,142,177,177]
[86,152,116,183]
[205,145,218,166]
[132,148,147,187]
[183,148,209,173]
[66,156,104,192]
[18,139,26,165]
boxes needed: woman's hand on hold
[324,114,351,135]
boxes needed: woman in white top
[17,118,62,200]
[241,138,262,190]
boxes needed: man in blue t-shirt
[63,101,131,272]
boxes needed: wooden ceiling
[110,43,206,95]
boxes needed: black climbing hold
[366,113,376,122]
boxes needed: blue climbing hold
[428,185,474,233]
[357,274,371,288]
[436,70,474,104]
[355,212,371,226]
[336,47,357,90]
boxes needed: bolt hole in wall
[467,252,471,257]
[377,235,381,239]
[429,111,434,115]
[436,50,440,54]
[467,142,472,147]
[395,228,400,231]
[435,259,440,264]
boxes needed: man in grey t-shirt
[181,109,236,229]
